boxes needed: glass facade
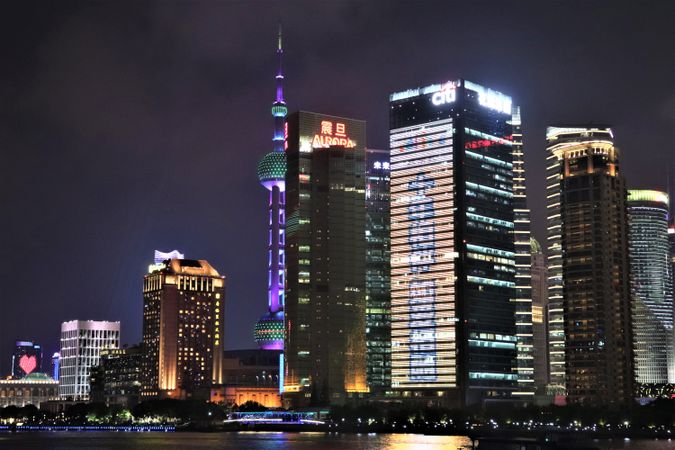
[284,111,368,405]
[627,190,673,384]
[389,80,517,407]
[365,149,391,391]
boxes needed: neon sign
[312,120,356,148]
[372,161,390,170]
[431,83,457,106]
[464,80,512,115]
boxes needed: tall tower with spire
[254,26,287,350]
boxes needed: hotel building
[142,258,225,399]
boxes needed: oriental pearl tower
[254,26,286,350]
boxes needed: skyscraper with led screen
[283,111,368,405]
[389,80,518,407]
[11,341,43,378]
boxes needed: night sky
[1,1,674,375]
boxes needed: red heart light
[19,355,37,375]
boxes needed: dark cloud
[1,0,674,374]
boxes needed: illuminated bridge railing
[225,411,325,425]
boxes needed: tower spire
[275,22,284,104]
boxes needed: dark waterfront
[0,432,674,449]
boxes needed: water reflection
[379,433,473,449]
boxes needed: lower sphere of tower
[254,311,284,350]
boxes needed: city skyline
[2,1,675,374]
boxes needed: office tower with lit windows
[365,148,391,391]
[11,340,43,378]
[670,223,675,381]
[546,126,634,405]
[510,106,535,398]
[91,346,143,408]
[545,130,565,395]
[254,27,287,352]
[141,258,225,399]
[283,111,368,405]
[389,79,518,407]
[627,190,673,384]
[59,320,120,400]
[530,238,549,393]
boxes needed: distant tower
[530,238,549,393]
[254,26,287,350]
[627,190,673,384]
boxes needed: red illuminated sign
[312,120,356,148]
[19,355,37,375]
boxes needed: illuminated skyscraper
[59,320,120,400]
[365,148,391,391]
[141,258,225,399]
[283,111,368,405]
[627,190,673,384]
[545,128,565,395]
[546,126,634,405]
[530,238,549,393]
[254,26,287,351]
[670,224,675,381]
[389,80,518,407]
[11,340,42,378]
[510,107,535,398]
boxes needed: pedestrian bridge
[225,411,325,425]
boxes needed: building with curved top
[141,258,225,399]
[254,26,287,352]
[546,126,634,405]
[628,189,673,384]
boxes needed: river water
[0,431,673,449]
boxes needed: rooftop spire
[275,22,284,103]
[271,22,287,152]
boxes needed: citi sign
[431,87,456,106]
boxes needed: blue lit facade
[389,80,518,407]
